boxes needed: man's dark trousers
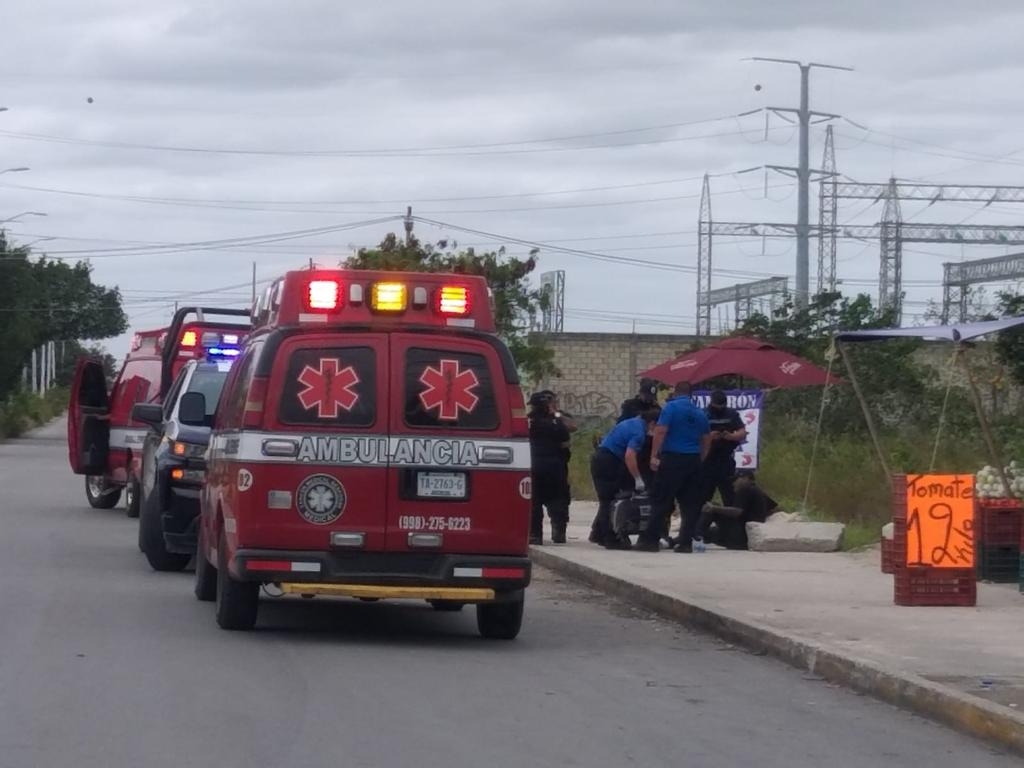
[645,452,704,545]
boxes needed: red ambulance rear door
[385,333,530,555]
[257,333,390,551]
[67,358,110,475]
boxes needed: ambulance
[67,307,250,517]
[195,270,532,638]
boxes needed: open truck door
[68,357,111,475]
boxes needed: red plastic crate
[894,566,977,606]
[975,499,1022,547]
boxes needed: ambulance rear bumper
[232,550,532,597]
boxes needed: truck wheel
[215,537,259,630]
[85,476,121,510]
[193,527,217,602]
[139,487,190,572]
[124,476,141,519]
[476,591,524,640]
[429,600,464,612]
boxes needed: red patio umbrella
[639,337,836,388]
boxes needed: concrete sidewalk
[532,503,1024,754]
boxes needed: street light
[0,211,47,224]
[0,167,30,175]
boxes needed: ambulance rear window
[279,347,377,427]
[403,348,498,431]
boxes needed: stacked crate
[975,498,1022,584]
[892,475,977,607]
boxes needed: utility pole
[251,261,257,304]
[749,58,852,308]
[403,205,414,247]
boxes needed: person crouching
[588,408,660,549]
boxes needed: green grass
[0,387,69,440]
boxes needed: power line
[0,113,779,158]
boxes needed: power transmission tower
[697,174,713,336]
[942,252,1024,322]
[750,58,852,308]
[879,178,904,320]
[539,270,565,332]
[817,124,838,295]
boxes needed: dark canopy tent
[824,316,1024,501]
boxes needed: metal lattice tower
[817,125,838,295]
[697,174,713,336]
[879,178,904,320]
[539,270,565,332]
[703,277,789,329]
[941,252,1024,322]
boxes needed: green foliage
[345,233,557,384]
[0,387,69,440]
[0,232,127,400]
[994,290,1024,386]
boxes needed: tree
[0,232,127,399]
[994,290,1024,386]
[735,292,932,433]
[345,233,557,383]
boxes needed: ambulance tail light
[243,378,268,428]
[509,386,529,438]
[436,286,470,316]
[306,279,341,311]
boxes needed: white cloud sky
[2,0,1024,356]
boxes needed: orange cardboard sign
[905,474,975,568]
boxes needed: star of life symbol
[419,359,479,421]
[297,358,360,418]
[296,474,346,525]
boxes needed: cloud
[1,0,1023,355]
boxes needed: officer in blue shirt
[588,408,660,549]
[636,381,711,553]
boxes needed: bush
[0,387,69,440]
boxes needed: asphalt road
[0,421,1016,768]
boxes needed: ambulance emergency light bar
[255,269,495,333]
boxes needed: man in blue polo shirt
[636,382,711,553]
[588,408,660,549]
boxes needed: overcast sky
[3,0,1024,357]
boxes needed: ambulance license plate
[416,472,467,499]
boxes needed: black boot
[551,522,567,544]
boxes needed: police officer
[589,408,660,549]
[539,390,576,511]
[528,392,571,545]
[702,389,747,507]
[636,382,711,553]
[617,378,659,423]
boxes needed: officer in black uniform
[702,389,747,507]
[539,390,576,512]
[528,392,571,545]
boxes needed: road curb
[531,547,1024,756]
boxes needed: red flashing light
[180,330,198,348]
[307,280,341,311]
[436,286,470,316]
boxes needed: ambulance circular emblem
[296,474,346,525]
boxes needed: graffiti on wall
[559,391,619,426]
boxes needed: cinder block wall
[532,332,1022,427]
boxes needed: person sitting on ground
[694,469,779,550]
